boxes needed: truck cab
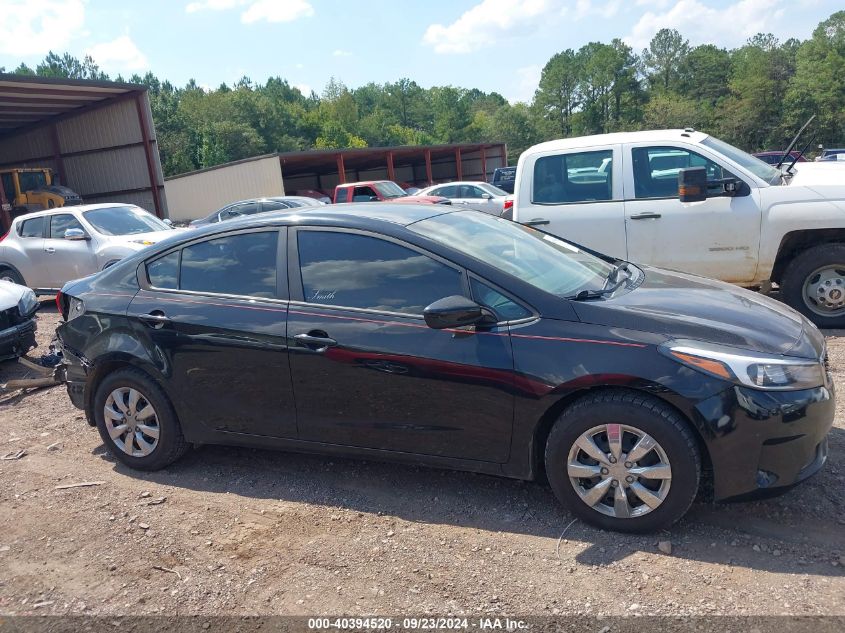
[333,180,450,205]
[513,129,845,327]
[0,168,83,232]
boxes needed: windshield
[701,136,782,185]
[84,206,170,236]
[410,211,614,297]
[479,183,509,196]
[18,171,48,192]
[374,181,408,199]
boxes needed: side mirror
[423,295,496,330]
[678,167,707,203]
[64,228,88,241]
[163,218,173,227]
[369,196,379,202]
[481,193,493,200]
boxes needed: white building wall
[164,155,284,221]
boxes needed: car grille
[0,306,23,330]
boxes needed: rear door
[286,227,516,462]
[43,213,98,287]
[622,143,761,282]
[127,228,296,438]
[516,144,627,259]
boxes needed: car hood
[788,161,845,186]
[0,280,29,308]
[105,229,181,248]
[572,267,819,358]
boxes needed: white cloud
[509,64,542,104]
[86,35,149,73]
[333,49,352,57]
[423,0,556,54]
[185,0,314,24]
[626,0,787,49]
[0,0,85,56]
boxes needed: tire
[781,243,845,328]
[92,368,189,470]
[47,199,55,209]
[545,389,700,533]
[0,267,25,286]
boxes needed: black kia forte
[55,205,834,532]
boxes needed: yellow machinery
[0,167,82,232]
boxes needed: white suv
[0,204,176,292]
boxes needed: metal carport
[0,74,166,231]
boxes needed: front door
[43,213,98,288]
[127,228,296,438]
[15,215,49,288]
[287,228,515,463]
[516,145,627,259]
[623,144,762,282]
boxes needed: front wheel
[545,390,701,533]
[781,244,845,328]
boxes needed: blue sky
[1,0,839,103]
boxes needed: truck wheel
[0,267,25,286]
[781,244,845,328]
[47,199,55,209]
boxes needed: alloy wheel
[567,423,672,519]
[103,387,160,457]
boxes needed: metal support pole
[135,93,163,218]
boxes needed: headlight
[659,340,825,391]
[17,289,38,317]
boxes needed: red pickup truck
[333,180,450,205]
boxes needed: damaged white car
[0,280,38,361]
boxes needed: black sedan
[55,206,834,532]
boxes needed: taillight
[56,291,65,319]
[503,198,514,210]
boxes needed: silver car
[0,204,176,293]
[417,181,510,214]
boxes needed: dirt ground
[0,300,843,617]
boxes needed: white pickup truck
[511,129,845,327]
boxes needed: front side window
[632,146,735,199]
[352,186,378,202]
[470,278,531,321]
[298,231,463,315]
[410,211,614,298]
[19,216,44,238]
[84,206,169,235]
[179,231,278,298]
[49,214,84,239]
[533,150,613,204]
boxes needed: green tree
[641,28,689,92]
[533,49,581,136]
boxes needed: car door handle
[137,311,171,329]
[630,212,662,220]
[524,218,550,226]
[294,332,337,352]
[44,247,56,253]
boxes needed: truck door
[515,145,627,260]
[622,143,761,283]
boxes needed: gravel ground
[0,301,843,617]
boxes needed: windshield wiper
[568,262,632,301]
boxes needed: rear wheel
[93,368,189,470]
[545,390,700,533]
[781,244,845,328]
[0,267,25,286]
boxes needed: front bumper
[0,317,37,362]
[696,382,835,501]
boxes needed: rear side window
[19,216,44,238]
[297,231,463,314]
[533,150,613,204]
[147,251,179,290]
[148,232,278,298]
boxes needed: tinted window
[471,278,531,321]
[19,216,44,238]
[147,251,179,289]
[298,231,463,314]
[49,213,84,239]
[18,171,47,192]
[262,200,291,212]
[352,187,378,202]
[1,173,14,199]
[220,202,260,221]
[632,146,734,199]
[180,232,278,298]
[533,150,613,204]
[436,185,458,197]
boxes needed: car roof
[336,180,390,187]
[525,129,709,154]
[11,203,141,223]
[425,181,489,188]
